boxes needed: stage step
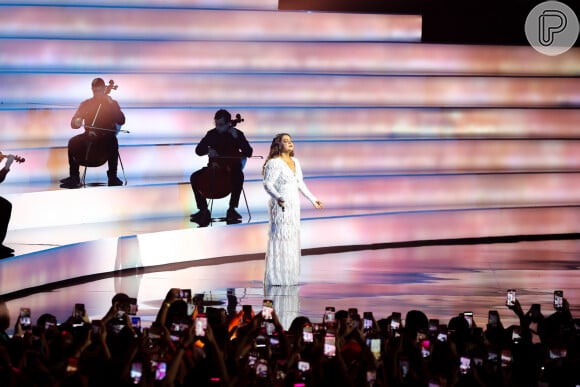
[0,0,279,9]
[2,108,580,150]
[2,138,580,190]
[4,172,580,232]
[1,40,577,76]
[1,73,578,108]
[0,5,421,42]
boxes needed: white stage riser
[1,40,577,76]
[3,139,580,187]
[5,173,580,230]
[0,6,421,42]
[1,74,578,108]
[3,109,580,148]
[1,0,278,9]
[1,206,578,295]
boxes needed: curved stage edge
[1,205,578,297]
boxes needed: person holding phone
[262,133,323,286]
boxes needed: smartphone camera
[195,315,208,337]
[488,310,499,327]
[459,356,471,374]
[428,319,439,336]
[130,362,142,384]
[390,312,401,331]
[19,308,32,331]
[324,306,336,326]
[506,289,516,307]
[297,360,310,372]
[302,323,313,343]
[554,290,564,310]
[131,316,142,333]
[370,338,381,360]
[73,303,85,319]
[128,298,138,315]
[324,332,336,357]
[463,312,473,328]
[512,326,521,343]
[262,299,274,320]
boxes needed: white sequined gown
[263,157,317,286]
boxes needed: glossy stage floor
[1,203,579,334]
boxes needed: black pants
[67,133,119,176]
[190,167,244,211]
[0,196,11,245]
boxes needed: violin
[197,114,246,200]
[0,152,25,164]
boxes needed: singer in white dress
[262,133,323,286]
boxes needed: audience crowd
[0,288,579,386]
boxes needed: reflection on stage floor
[2,236,579,335]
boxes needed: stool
[207,187,251,226]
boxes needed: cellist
[189,109,253,227]
[60,78,126,188]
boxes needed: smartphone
[152,361,167,380]
[128,298,138,315]
[131,316,141,333]
[370,338,381,359]
[297,360,310,372]
[488,310,499,327]
[463,311,473,328]
[73,303,85,319]
[178,289,193,314]
[302,323,313,343]
[554,290,564,310]
[262,299,274,320]
[255,334,267,349]
[195,315,208,336]
[437,325,448,342]
[324,306,335,326]
[512,325,521,343]
[360,311,372,330]
[130,362,142,383]
[428,319,439,335]
[391,312,401,331]
[19,308,32,331]
[459,356,471,374]
[506,289,516,307]
[324,332,336,357]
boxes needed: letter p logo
[539,9,567,46]
[525,1,579,55]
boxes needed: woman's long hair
[262,133,294,175]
